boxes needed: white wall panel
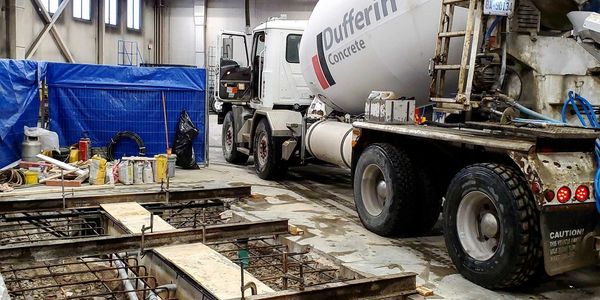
[206,0,317,55]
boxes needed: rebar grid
[0,253,172,300]
[208,237,339,291]
[148,201,227,229]
[0,211,106,246]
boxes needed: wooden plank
[154,243,274,299]
[19,162,53,168]
[101,202,176,234]
[45,180,82,187]
[288,224,304,236]
[0,184,113,198]
[417,285,434,296]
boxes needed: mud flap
[541,203,600,275]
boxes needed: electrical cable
[107,131,146,161]
[485,16,501,41]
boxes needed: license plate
[484,0,515,16]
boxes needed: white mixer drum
[299,0,464,115]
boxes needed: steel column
[6,0,16,58]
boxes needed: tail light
[575,185,590,202]
[544,189,555,202]
[557,186,572,203]
[351,128,361,148]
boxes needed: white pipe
[147,284,177,300]
[112,255,177,300]
[113,255,140,300]
[35,154,87,176]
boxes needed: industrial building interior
[1,0,600,299]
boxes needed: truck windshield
[286,34,302,64]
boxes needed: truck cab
[216,20,312,179]
[215,20,311,113]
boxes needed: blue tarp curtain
[46,63,206,163]
[0,61,205,169]
[0,60,47,168]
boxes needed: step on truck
[215,0,600,289]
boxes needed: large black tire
[443,163,542,289]
[414,161,443,234]
[222,111,249,165]
[354,143,440,237]
[253,119,287,180]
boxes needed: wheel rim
[361,164,388,216]
[256,133,269,171]
[224,124,234,155]
[456,191,501,261]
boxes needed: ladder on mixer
[430,0,483,112]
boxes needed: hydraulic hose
[107,131,146,161]
[561,91,600,128]
[496,94,558,122]
[501,91,600,214]
[595,139,600,214]
[560,91,600,214]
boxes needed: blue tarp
[46,63,204,91]
[47,63,206,163]
[0,60,46,168]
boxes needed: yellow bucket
[69,148,79,163]
[154,155,168,183]
[24,171,39,185]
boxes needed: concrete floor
[202,115,600,300]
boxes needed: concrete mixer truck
[215,0,600,289]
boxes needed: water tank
[299,0,464,115]
[306,120,352,168]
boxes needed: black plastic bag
[173,110,200,169]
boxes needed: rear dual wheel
[443,163,542,289]
[353,143,442,237]
[354,145,543,289]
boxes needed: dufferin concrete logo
[311,0,399,89]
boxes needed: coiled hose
[561,91,600,214]
[0,169,24,188]
[107,131,146,161]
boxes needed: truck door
[281,33,311,105]
[215,31,251,102]
[250,31,266,100]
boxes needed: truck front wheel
[253,119,287,180]
[222,111,249,165]
[443,163,542,289]
[353,143,419,237]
